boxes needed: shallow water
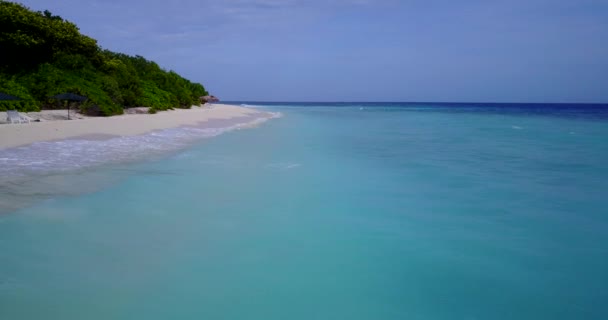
[1,103,607,319]
[0,113,278,213]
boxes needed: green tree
[0,1,209,114]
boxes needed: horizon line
[222,100,608,105]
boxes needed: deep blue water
[230,101,608,120]
[1,102,607,319]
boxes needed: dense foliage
[0,1,208,115]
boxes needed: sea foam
[0,113,280,179]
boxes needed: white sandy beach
[0,104,268,149]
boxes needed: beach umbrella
[52,93,87,120]
[0,92,22,101]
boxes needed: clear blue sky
[18,0,608,102]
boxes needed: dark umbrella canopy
[52,93,87,101]
[52,93,87,119]
[0,92,22,101]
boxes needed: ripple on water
[0,114,281,214]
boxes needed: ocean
[1,102,607,319]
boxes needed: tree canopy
[0,1,209,115]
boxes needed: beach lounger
[20,113,31,123]
[6,110,29,124]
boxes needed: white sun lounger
[6,110,30,124]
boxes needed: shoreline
[0,104,270,149]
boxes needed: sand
[0,104,268,149]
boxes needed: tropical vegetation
[0,1,209,115]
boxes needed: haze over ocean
[1,103,607,319]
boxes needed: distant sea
[1,102,607,319]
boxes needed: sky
[17,0,608,102]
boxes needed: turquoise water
[1,104,608,319]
